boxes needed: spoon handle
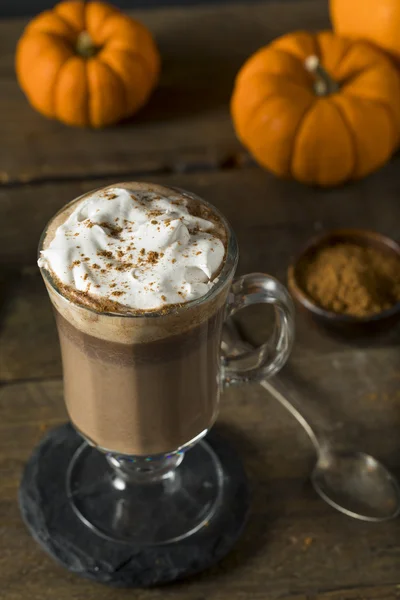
[222,319,329,456]
[258,376,320,453]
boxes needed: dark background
[0,0,268,18]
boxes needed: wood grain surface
[1,1,400,599]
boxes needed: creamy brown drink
[38,183,232,456]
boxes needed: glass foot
[66,440,224,545]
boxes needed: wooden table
[1,1,400,598]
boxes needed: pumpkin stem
[76,31,98,58]
[304,55,339,96]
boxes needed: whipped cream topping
[38,187,226,311]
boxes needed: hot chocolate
[39,182,233,456]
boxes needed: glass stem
[106,452,184,488]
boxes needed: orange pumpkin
[16,0,160,127]
[231,31,400,186]
[331,0,400,60]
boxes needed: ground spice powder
[302,243,400,317]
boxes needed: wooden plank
[1,378,400,600]
[0,0,330,183]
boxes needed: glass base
[66,440,224,545]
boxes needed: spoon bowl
[312,451,400,522]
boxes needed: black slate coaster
[19,423,250,587]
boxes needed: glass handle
[221,273,295,386]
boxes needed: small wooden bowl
[287,229,400,336]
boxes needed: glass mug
[39,182,295,545]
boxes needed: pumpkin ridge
[51,9,78,38]
[236,94,276,139]
[375,101,399,148]
[339,61,390,89]
[344,92,396,124]
[288,102,316,179]
[54,55,90,125]
[17,32,73,83]
[108,46,158,86]
[326,40,395,87]
[291,99,354,183]
[340,66,373,88]
[243,92,312,176]
[25,9,75,40]
[345,93,399,148]
[240,83,312,136]
[100,51,150,115]
[316,32,354,79]
[36,31,76,48]
[343,63,398,92]
[330,97,358,179]
[251,48,316,88]
[80,57,89,125]
[85,2,120,45]
[89,13,159,82]
[54,0,86,33]
[51,52,74,120]
[99,13,156,54]
[237,72,314,95]
[95,56,128,117]
[94,13,126,46]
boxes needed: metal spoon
[222,320,400,522]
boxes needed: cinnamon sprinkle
[147,209,163,218]
[147,251,159,265]
[100,222,123,237]
[97,250,114,259]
